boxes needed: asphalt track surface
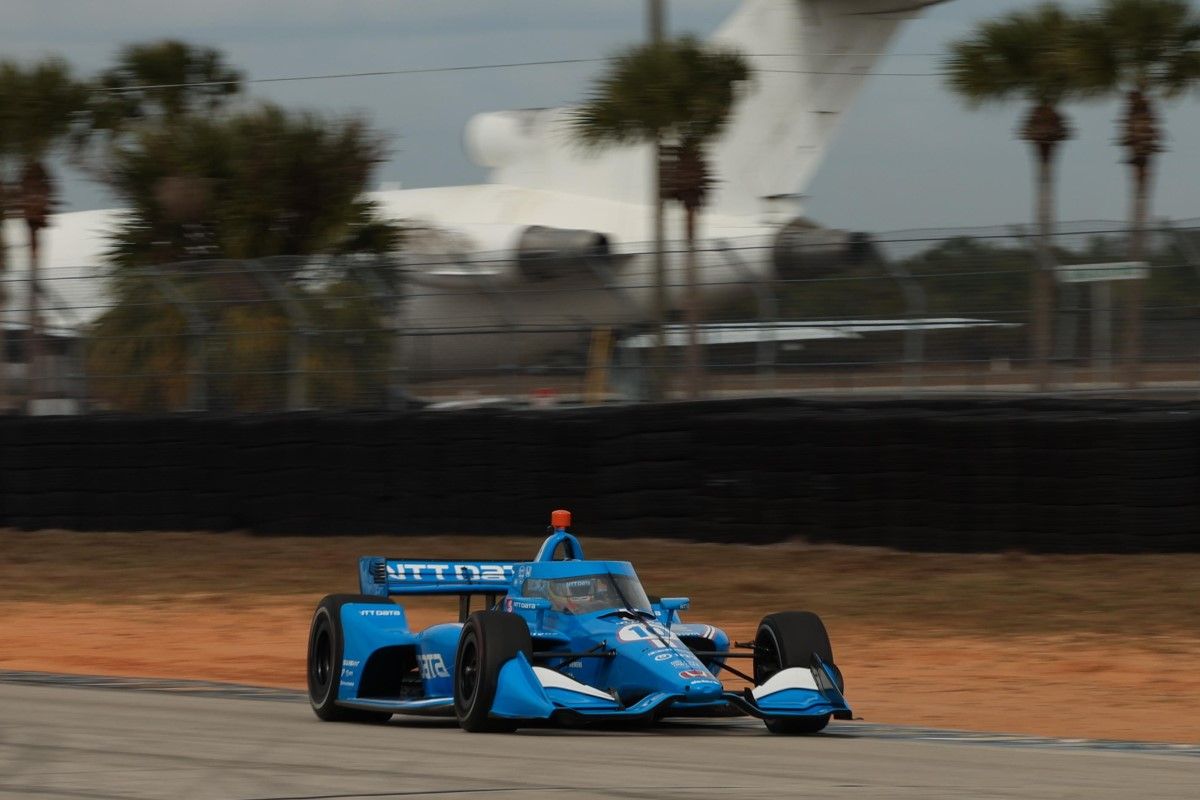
[0,673,1196,800]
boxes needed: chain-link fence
[3,219,1200,413]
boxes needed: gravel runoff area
[2,530,1197,744]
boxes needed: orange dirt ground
[2,532,1198,744]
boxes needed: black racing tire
[765,714,832,734]
[754,611,842,735]
[454,610,532,733]
[307,594,394,723]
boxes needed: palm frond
[571,36,751,149]
[944,3,1089,107]
[1079,0,1200,97]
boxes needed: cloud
[7,0,1200,228]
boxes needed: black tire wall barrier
[1,398,1198,552]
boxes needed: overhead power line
[99,54,946,94]
[99,58,604,92]
[762,69,939,77]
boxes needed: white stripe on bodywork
[751,667,818,701]
[532,667,615,701]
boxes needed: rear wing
[358,557,520,597]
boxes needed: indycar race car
[306,510,850,733]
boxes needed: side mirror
[659,597,690,612]
[652,597,691,623]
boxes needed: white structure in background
[2,0,952,384]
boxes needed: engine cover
[771,218,878,276]
[516,225,612,282]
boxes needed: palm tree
[3,59,88,409]
[0,63,18,407]
[1076,0,1200,386]
[76,41,244,180]
[103,105,388,263]
[101,40,243,121]
[88,104,400,411]
[573,35,749,398]
[945,3,1089,391]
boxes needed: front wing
[486,653,852,725]
[335,654,851,725]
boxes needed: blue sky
[3,0,1200,231]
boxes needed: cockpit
[522,572,652,615]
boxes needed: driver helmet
[550,577,601,612]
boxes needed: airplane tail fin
[476,0,944,222]
[705,0,945,217]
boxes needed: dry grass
[5,529,1200,741]
[5,529,1198,637]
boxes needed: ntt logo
[385,562,514,582]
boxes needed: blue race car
[306,510,850,733]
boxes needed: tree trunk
[1119,89,1159,389]
[1031,141,1057,391]
[26,222,42,410]
[684,204,703,399]
[20,159,53,413]
[1122,159,1151,388]
[661,138,710,401]
[0,180,8,410]
[647,1,667,403]
[1021,102,1068,392]
[651,140,667,402]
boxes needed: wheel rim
[754,626,784,685]
[458,632,480,709]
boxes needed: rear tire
[307,594,393,723]
[754,611,841,735]
[454,611,532,732]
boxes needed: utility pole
[648,0,667,401]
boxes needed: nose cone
[614,644,724,700]
[679,678,723,701]
[611,619,724,700]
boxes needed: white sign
[1055,262,1148,284]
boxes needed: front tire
[307,594,393,723]
[454,611,532,732]
[754,611,841,735]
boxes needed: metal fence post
[349,255,408,409]
[715,239,778,390]
[143,265,210,411]
[245,257,312,410]
[873,246,927,390]
[1160,220,1200,394]
[41,284,91,411]
[582,251,646,400]
[466,265,520,399]
[1012,225,1071,390]
[1162,220,1200,279]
